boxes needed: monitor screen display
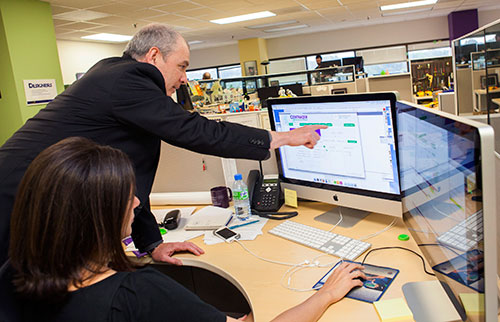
[397,101,497,321]
[268,94,400,199]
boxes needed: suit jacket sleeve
[110,63,271,160]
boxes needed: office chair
[0,259,22,321]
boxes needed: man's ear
[141,47,161,65]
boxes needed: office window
[306,51,355,70]
[218,64,242,78]
[364,61,408,77]
[408,47,452,60]
[186,67,218,80]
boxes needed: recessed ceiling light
[81,33,132,42]
[246,20,298,29]
[210,11,276,24]
[380,0,437,11]
[188,40,203,45]
[263,24,309,33]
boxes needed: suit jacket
[0,54,271,263]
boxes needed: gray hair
[124,23,183,60]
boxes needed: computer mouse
[162,209,180,230]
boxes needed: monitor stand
[314,206,369,228]
[402,280,464,322]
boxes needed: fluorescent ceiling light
[210,11,275,24]
[188,40,203,45]
[246,20,298,29]
[381,7,432,16]
[81,33,132,42]
[263,24,309,33]
[380,0,437,11]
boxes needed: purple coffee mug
[210,186,233,208]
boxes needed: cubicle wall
[151,111,278,193]
[366,73,413,101]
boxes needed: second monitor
[267,92,401,227]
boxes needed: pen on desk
[229,219,259,230]
[225,215,234,226]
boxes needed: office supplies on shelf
[185,206,233,230]
[436,209,483,252]
[269,220,371,260]
[229,219,259,230]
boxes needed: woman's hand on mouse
[151,242,205,265]
[318,262,366,304]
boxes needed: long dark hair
[9,137,136,301]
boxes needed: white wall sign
[23,79,57,106]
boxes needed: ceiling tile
[158,1,206,13]
[433,1,463,10]
[50,5,78,15]
[90,3,143,15]
[47,0,497,49]
[88,15,135,25]
[119,8,169,19]
[53,9,111,21]
[57,21,105,30]
[46,0,114,9]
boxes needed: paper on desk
[373,298,413,322]
[203,216,268,245]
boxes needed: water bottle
[232,173,251,220]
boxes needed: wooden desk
[144,202,437,321]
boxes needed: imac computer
[397,101,498,321]
[267,92,401,227]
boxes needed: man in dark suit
[0,24,324,265]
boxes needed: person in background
[202,72,212,79]
[6,137,365,322]
[315,55,323,69]
[0,23,326,266]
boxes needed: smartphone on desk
[213,227,240,243]
[247,170,284,213]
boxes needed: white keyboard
[269,220,371,261]
[437,210,483,252]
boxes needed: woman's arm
[227,262,365,322]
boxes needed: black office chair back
[0,260,23,322]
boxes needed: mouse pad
[313,260,399,303]
[432,249,484,293]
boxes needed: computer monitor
[257,84,304,108]
[342,57,364,72]
[397,101,497,321]
[267,92,401,227]
[320,60,341,68]
[480,74,498,89]
[175,84,194,111]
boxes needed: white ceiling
[44,0,500,49]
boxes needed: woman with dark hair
[8,137,365,322]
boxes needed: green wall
[0,0,63,145]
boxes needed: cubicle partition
[151,111,278,194]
